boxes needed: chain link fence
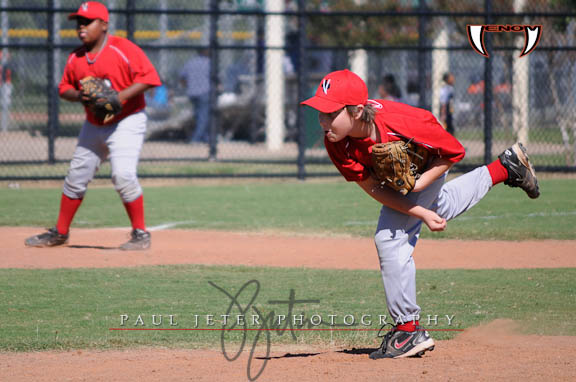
[0,0,575,180]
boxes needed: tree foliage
[304,0,420,47]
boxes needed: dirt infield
[1,320,574,382]
[1,227,575,270]
[1,227,575,381]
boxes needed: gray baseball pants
[63,111,147,203]
[374,166,493,323]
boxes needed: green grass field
[0,178,574,352]
[1,266,574,351]
[1,178,575,240]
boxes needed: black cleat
[369,325,435,360]
[498,142,540,199]
[119,229,151,251]
[25,227,69,247]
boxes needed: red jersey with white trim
[324,99,466,182]
[59,35,162,125]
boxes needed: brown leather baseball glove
[370,139,430,195]
[80,76,122,124]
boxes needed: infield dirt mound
[1,227,575,269]
[1,320,574,382]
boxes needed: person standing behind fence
[180,49,211,143]
[439,72,455,136]
[0,51,13,131]
[378,74,403,103]
[24,1,161,250]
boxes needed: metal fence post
[484,0,493,164]
[296,1,308,180]
[417,0,428,109]
[126,0,135,41]
[158,0,168,79]
[1,0,9,133]
[46,0,58,164]
[208,0,219,160]
[256,11,265,75]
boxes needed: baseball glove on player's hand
[371,139,430,195]
[80,76,122,124]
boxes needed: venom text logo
[467,24,542,58]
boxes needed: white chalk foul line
[456,210,576,221]
[148,220,198,231]
[344,211,576,226]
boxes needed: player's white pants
[63,111,147,203]
[374,166,493,324]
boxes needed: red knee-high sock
[123,194,146,231]
[397,320,419,332]
[56,194,83,235]
[486,159,509,185]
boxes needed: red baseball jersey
[59,35,162,125]
[325,99,466,182]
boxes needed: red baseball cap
[68,2,109,22]
[301,69,368,113]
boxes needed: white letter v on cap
[322,79,331,95]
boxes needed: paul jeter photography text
[114,279,457,331]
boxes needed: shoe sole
[513,143,537,180]
[512,143,540,199]
[25,240,68,248]
[393,338,435,359]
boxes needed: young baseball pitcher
[25,1,161,250]
[301,69,539,359]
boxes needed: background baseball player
[439,72,455,135]
[25,1,161,250]
[301,69,539,359]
